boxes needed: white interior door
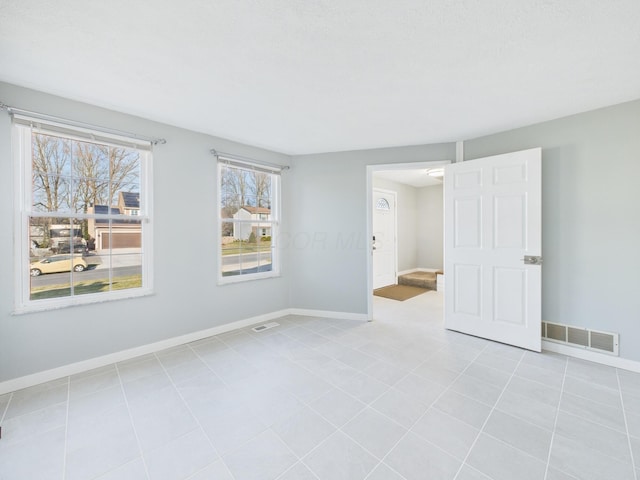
[444,148,542,351]
[372,188,397,289]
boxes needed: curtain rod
[0,102,167,146]
[210,149,290,171]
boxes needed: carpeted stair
[398,271,438,290]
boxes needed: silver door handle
[521,255,542,265]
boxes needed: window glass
[219,162,279,281]
[16,123,152,311]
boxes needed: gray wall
[372,176,418,273]
[2,81,639,382]
[464,100,640,361]
[288,145,455,314]
[0,82,292,382]
[417,184,444,270]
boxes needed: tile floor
[1,291,639,480]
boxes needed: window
[13,116,153,312]
[219,159,280,282]
[376,197,390,211]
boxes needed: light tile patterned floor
[1,291,639,480]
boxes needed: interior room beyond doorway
[370,164,447,315]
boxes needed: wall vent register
[542,321,619,356]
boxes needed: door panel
[445,148,542,352]
[372,189,397,289]
[454,197,481,247]
[494,194,525,248]
[494,267,526,325]
[453,264,481,316]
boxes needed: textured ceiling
[1,0,639,155]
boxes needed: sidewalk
[85,251,143,270]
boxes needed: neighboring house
[87,191,142,252]
[29,224,84,251]
[232,206,272,240]
[118,191,140,216]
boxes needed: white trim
[542,340,640,374]
[217,162,281,285]
[218,271,281,285]
[397,267,441,276]
[13,123,154,313]
[288,308,369,322]
[13,289,155,315]
[398,269,416,276]
[13,126,29,311]
[0,308,367,395]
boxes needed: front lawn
[30,274,142,300]
[221,240,271,255]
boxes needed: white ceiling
[1,1,639,155]
[374,169,443,188]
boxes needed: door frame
[366,161,450,320]
[372,187,398,290]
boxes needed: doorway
[367,149,542,353]
[367,161,449,320]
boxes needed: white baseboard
[288,308,369,322]
[397,268,416,276]
[542,340,640,374]
[0,308,367,395]
[398,268,441,276]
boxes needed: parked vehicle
[57,242,88,254]
[30,255,88,276]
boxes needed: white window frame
[217,159,280,284]
[13,120,154,314]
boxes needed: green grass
[30,274,142,300]
[221,241,271,255]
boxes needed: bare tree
[221,166,273,209]
[31,134,71,247]
[72,141,139,212]
[253,172,271,208]
[32,134,140,214]
[30,133,141,245]
[72,142,109,211]
[32,134,70,212]
[221,165,250,210]
[107,146,140,205]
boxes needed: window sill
[13,288,154,315]
[218,271,280,286]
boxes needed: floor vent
[251,322,280,333]
[542,321,619,356]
